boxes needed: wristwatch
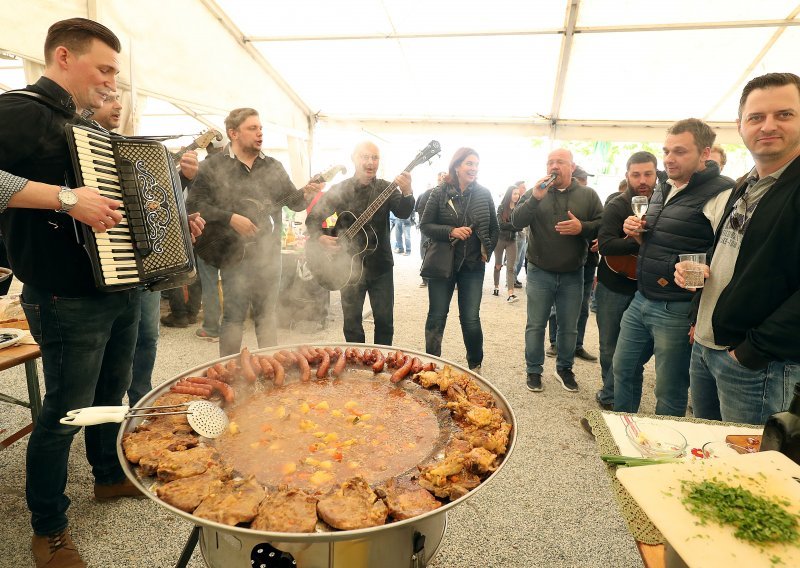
[56,186,78,213]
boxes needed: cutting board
[617,451,800,568]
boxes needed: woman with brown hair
[492,184,522,302]
[419,148,499,371]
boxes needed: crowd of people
[0,16,798,568]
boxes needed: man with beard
[594,152,658,410]
[512,148,603,393]
[676,72,800,424]
[613,119,732,416]
[187,107,322,356]
[305,141,414,345]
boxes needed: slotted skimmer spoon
[60,400,229,438]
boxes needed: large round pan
[117,343,517,544]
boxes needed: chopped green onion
[601,454,683,467]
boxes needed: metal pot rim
[117,342,517,542]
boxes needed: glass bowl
[624,422,687,458]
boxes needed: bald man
[512,148,603,393]
[306,141,414,345]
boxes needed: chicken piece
[139,445,218,482]
[155,466,231,512]
[316,477,388,530]
[251,488,318,533]
[122,429,198,464]
[445,400,504,430]
[379,478,441,521]
[464,447,498,474]
[417,467,481,500]
[445,379,496,408]
[417,440,487,500]
[459,422,511,455]
[194,477,265,526]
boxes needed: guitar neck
[171,141,200,165]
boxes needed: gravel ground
[0,233,658,567]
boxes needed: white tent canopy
[1,0,799,178]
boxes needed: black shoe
[554,368,579,392]
[160,313,189,328]
[545,345,557,358]
[575,347,598,362]
[468,363,482,373]
[595,391,613,411]
[513,280,523,288]
[492,289,499,297]
[526,373,543,392]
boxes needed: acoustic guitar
[305,140,441,291]
[193,164,347,269]
[603,254,638,280]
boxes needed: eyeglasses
[728,178,756,234]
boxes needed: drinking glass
[678,253,707,288]
[631,196,649,233]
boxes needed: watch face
[61,190,78,206]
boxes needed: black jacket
[597,188,640,295]
[496,203,520,241]
[695,156,800,369]
[0,78,99,296]
[511,180,603,272]
[637,164,731,301]
[305,176,415,276]
[420,182,499,273]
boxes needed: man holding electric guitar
[187,107,324,356]
[594,151,658,410]
[305,140,416,346]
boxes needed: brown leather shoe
[94,478,144,501]
[32,529,86,568]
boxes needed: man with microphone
[512,148,603,393]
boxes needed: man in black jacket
[512,148,603,393]
[0,18,143,567]
[595,151,658,410]
[676,72,800,424]
[306,141,414,345]
[614,119,732,416]
[187,108,322,356]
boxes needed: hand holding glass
[631,196,649,232]
[678,253,707,288]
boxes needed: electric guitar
[193,164,347,268]
[305,140,441,291]
[603,254,638,280]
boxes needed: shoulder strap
[1,89,76,119]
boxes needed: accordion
[65,123,195,292]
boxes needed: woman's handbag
[420,238,455,279]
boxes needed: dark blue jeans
[525,266,583,374]
[340,268,394,345]
[613,292,693,416]
[219,248,281,356]
[548,260,594,348]
[425,267,485,368]
[393,219,412,253]
[690,343,800,424]
[197,256,221,335]
[128,289,160,406]
[594,282,637,406]
[21,284,141,536]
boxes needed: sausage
[213,363,231,383]
[394,350,404,367]
[183,377,235,404]
[292,350,311,382]
[240,347,257,383]
[371,348,385,373]
[344,347,356,362]
[173,380,213,396]
[250,354,263,379]
[170,384,211,398]
[332,349,347,377]
[422,362,436,372]
[206,366,220,382]
[225,359,241,381]
[410,357,423,374]
[316,348,331,379]
[298,345,316,364]
[390,355,413,383]
[257,356,274,379]
[386,352,396,368]
[266,355,285,386]
[273,350,288,366]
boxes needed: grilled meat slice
[379,478,441,521]
[193,477,265,526]
[251,488,318,533]
[459,421,511,454]
[139,445,219,482]
[155,466,231,512]
[122,429,198,464]
[316,477,388,530]
[417,439,490,500]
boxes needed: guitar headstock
[409,140,441,171]
[194,128,224,150]
[318,164,347,182]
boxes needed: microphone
[539,173,557,189]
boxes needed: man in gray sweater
[512,148,603,393]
